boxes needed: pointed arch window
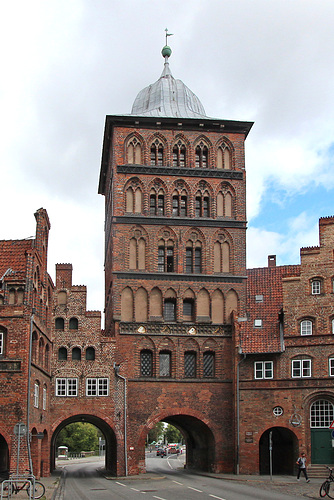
[127,137,142,164]
[186,242,202,274]
[203,352,215,377]
[140,350,153,377]
[217,145,232,169]
[172,192,187,216]
[195,193,210,217]
[150,140,164,166]
[172,141,186,167]
[195,143,208,168]
[150,190,164,216]
[184,351,197,378]
[158,240,174,273]
[159,351,171,377]
[164,298,176,321]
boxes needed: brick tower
[98,42,253,474]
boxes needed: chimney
[56,264,73,288]
[268,255,276,268]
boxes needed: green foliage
[147,421,164,444]
[56,423,100,453]
[165,424,183,444]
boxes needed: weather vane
[165,28,174,45]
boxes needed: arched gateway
[259,427,298,475]
[51,415,117,475]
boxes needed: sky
[1,0,334,314]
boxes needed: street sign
[329,421,334,429]
[13,423,27,436]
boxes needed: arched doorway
[259,427,298,475]
[310,399,334,464]
[0,434,9,474]
[51,415,117,475]
[145,414,216,472]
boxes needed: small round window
[273,406,283,417]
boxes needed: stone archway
[143,413,216,473]
[50,414,118,476]
[259,427,298,475]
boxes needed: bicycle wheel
[320,481,330,497]
[27,481,45,499]
[327,481,334,500]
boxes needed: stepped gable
[240,263,300,354]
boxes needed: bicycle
[320,466,334,498]
[1,471,45,499]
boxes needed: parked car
[156,447,167,457]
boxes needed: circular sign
[14,423,27,436]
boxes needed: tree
[56,423,100,453]
[165,424,183,444]
[147,422,165,444]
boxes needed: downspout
[236,350,246,475]
[114,363,128,476]
[26,309,35,473]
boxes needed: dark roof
[240,264,300,354]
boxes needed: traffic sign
[13,423,27,436]
[329,421,334,429]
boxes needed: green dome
[161,45,172,58]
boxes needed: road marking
[153,496,167,500]
[131,487,140,491]
[209,495,226,500]
[172,480,183,485]
[188,486,203,492]
[115,482,127,487]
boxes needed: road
[58,455,309,500]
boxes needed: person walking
[296,452,310,482]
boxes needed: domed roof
[131,46,207,119]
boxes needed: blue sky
[1,0,334,311]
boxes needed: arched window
[172,191,187,216]
[57,291,67,305]
[32,332,38,362]
[38,338,44,366]
[129,238,146,271]
[183,298,195,322]
[17,288,24,304]
[58,347,67,361]
[225,289,238,324]
[195,142,208,168]
[34,381,40,408]
[135,288,148,322]
[212,290,224,324]
[0,328,5,355]
[195,194,210,218]
[197,289,210,321]
[217,145,232,169]
[172,141,186,167]
[55,317,65,330]
[69,317,78,330]
[72,347,81,361]
[127,137,142,164]
[150,190,165,216]
[311,279,321,295]
[140,350,153,377]
[159,351,171,377]
[164,290,176,321]
[300,320,313,336]
[121,287,134,321]
[186,241,202,274]
[184,351,196,378]
[310,400,334,427]
[8,288,15,305]
[126,186,142,213]
[158,240,174,273]
[203,351,215,377]
[150,139,164,166]
[86,347,95,360]
[150,288,162,318]
[214,240,230,273]
[45,344,50,369]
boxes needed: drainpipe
[26,309,35,474]
[236,350,246,475]
[114,363,128,476]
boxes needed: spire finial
[165,28,173,45]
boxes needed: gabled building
[239,217,334,474]
[0,208,53,478]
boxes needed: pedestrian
[296,452,310,482]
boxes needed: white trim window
[329,358,334,377]
[86,378,109,396]
[292,359,311,378]
[56,378,78,397]
[311,280,321,295]
[332,319,334,335]
[0,331,3,354]
[300,320,312,336]
[254,361,273,379]
[34,382,39,408]
[42,386,47,410]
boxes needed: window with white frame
[42,386,47,410]
[292,359,311,378]
[56,378,78,397]
[0,331,3,355]
[34,382,39,408]
[300,320,312,336]
[254,361,273,379]
[329,358,334,376]
[310,399,334,427]
[332,319,334,335]
[311,280,321,295]
[86,378,109,396]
